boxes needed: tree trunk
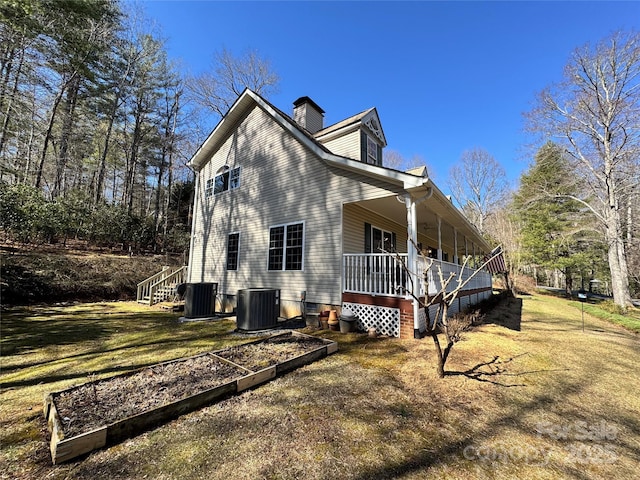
[124,117,141,213]
[606,223,632,307]
[565,267,573,297]
[430,331,446,378]
[0,46,23,160]
[35,81,68,189]
[53,77,80,198]
[94,97,119,204]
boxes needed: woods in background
[0,0,278,253]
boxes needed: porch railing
[343,254,491,298]
[421,258,491,296]
[343,253,410,297]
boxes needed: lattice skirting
[342,302,400,338]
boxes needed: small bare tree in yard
[398,243,505,378]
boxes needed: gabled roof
[188,89,421,189]
[314,107,387,147]
[188,88,490,251]
[314,108,372,137]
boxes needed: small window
[229,167,240,189]
[268,222,304,271]
[367,135,378,164]
[207,166,240,197]
[227,233,239,270]
[205,178,214,198]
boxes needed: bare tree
[484,204,522,296]
[527,30,640,307]
[447,148,509,234]
[187,47,279,119]
[383,149,436,178]
[397,242,503,377]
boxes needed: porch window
[226,233,239,270]
[268,222,304,271]
[367,224,395,253]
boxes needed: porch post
[453,228,458,265]
[472,243,476,269]
[437,216,443,261]
[404,195,421,337]
[405,195,417,300]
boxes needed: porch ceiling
[351,191,491,254]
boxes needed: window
[268,222,304,271]
[207,166,240,198]
[227,233,239,270]
[367,135,378,164]
[229,167,240,189]
[205,178,214,198]
[371,226,394,253]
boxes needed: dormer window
[366,135,378,164]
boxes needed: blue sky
[141,0,639,189]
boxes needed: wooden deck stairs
[137,266,187,306]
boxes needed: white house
[186,89,492,339]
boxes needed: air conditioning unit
[184,283,217,318]
[236,288,280,331]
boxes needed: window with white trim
[268,222,304,271]
[206,166,240,198]
[205,178,214,198]
[371,226,394,253]
[227,233,239,270]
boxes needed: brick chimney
[293,96,325,134]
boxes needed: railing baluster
[341,254,491,299]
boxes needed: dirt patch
[52,333,329,438]
[216,334,328,370]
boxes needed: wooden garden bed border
[43,331,338,464]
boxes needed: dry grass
[1,294,639,479]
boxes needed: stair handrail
[148,266,187,306]
[137,266,181,303]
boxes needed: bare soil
[53,333,328,438]
[215,334,328,370]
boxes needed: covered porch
[340,184,493,339]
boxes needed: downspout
[402,186,433,338]
[186,169,200,283]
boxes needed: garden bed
[44,331,337,464]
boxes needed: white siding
[343,204,408,254]
[293,103,324,134]
[190,104,403,307]
[320,129,361,160]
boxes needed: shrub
[597,300,627,316]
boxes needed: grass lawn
[1,295,639,479]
